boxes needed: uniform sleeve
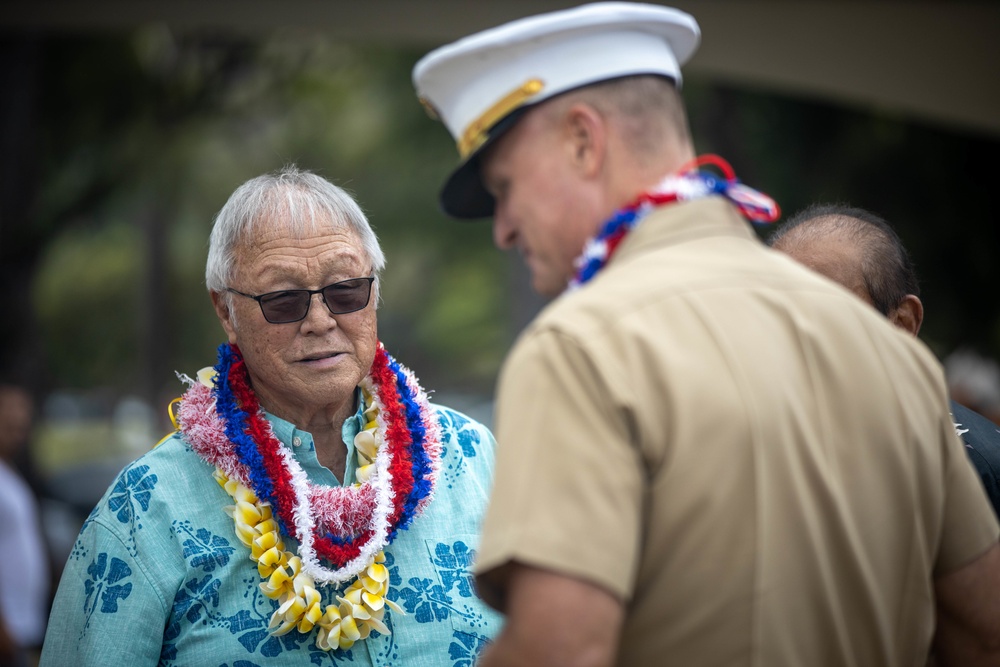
[476,328,644,607]
[40,517,167,666]
[935,415,1000,575]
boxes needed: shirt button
[292,436,302,447]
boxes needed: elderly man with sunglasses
[40,166,502,666]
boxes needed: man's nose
[301,291,339,331]
[492,208,517,250]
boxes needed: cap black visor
[438,108,529,220]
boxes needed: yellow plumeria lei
[215,468,405,651]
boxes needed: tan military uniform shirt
[477,197,999,666]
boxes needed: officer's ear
[889,294,923,337]
[561,102,606,178]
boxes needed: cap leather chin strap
[457,78,545,159]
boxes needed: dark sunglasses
[227,276,375,324]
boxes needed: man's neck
[315,436,348,483]
[265,394,357,484]
[310,398,357,484]
[606,146,695,214]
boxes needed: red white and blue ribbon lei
[570,154,780,289]
[176,341,441,585]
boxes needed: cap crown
[412,2,701,218]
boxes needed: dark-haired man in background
[769,203,1000,518]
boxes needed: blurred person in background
[413,2,1000,665]
[768,204,1000,520]
[0,384,49,667]
[40,166,501,666]
[945,348,1000,428]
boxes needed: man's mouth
[300,351,341,363]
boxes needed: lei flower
[570,154,780,289]
[174,342,440,651]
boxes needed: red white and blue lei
[570,154,780,289]
[176,341,441,586]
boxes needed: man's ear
[889,294,924,336]
[562,102,606,178]
[210,291,239,344]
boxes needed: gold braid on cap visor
[455,78,544,159]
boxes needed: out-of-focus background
[1,0,999,621]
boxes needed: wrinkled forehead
[229,213,369,281]
[235,201,361,253]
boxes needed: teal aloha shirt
[40,393,502,667]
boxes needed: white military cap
[413,2,700,219]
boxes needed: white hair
[206,165,386,309]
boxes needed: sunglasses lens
[322,279,372,314]
[258,291,310,323]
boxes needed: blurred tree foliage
[1,28,998,414]
[2,30,510,407]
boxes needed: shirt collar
[262,387,366,487]
[612,197,757,266]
